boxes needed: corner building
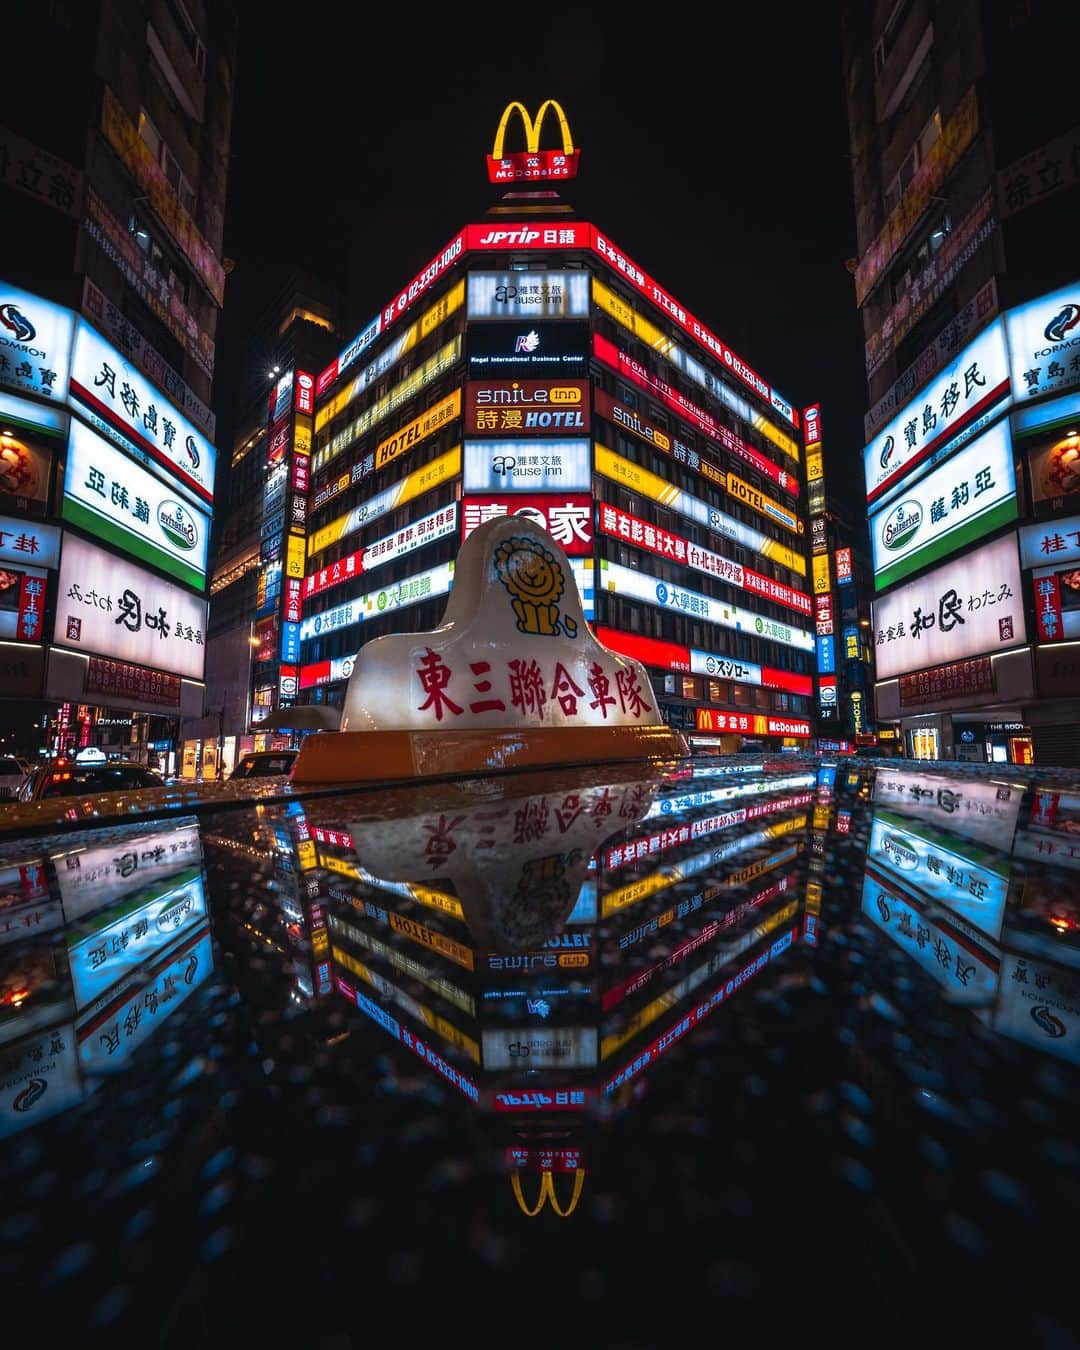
[842,0,1080,764]
[299,191,815,750]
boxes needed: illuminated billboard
[69,318,216,505]
[461,494,592,554]
[596,626,812,696]
[303,504,458,600]
[63,419,210,589]
[871,532,1025,681]
[308,446,461,556]
[299,561,454,640]
[1006,278,1080,404]
[463,439,590,493]
[594,444,805,576]
[863,319,1009,507]
[467,321,588,375]
[467,272,589,319]
[56,534,208,680]
[597,503,811,615]
[0,277,73,401]
[596,557,814,653]
[465,379,589,435]
[868,420,1018,590]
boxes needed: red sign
[466,222,590,251]
[593,388,795,497]
[461,495,592,555]
[815,593,834,636]
[835,547,853,584]
[487,147,581,183]
[291,451,309,493]
[590,229,795,426]
[597,505,811,616]
[295,371,314,415]
[1035,571,1063,641]
[254,615,278,664]
[803,404,822,446]
[695,708,810,737]
[599,628,811,697]
[464,379,590,436]
[267,415,291,464]
[898,656,994,706]
[85,656,181,706]
[315,360,338,399]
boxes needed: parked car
[228,749,299,780]
[0,755,27,801]
[15,759,165,802]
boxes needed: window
[165,0,207,76]
[883,109,941,216]
[138,108,196,215]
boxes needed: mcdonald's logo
[511,1167,586,1218]
[487,100,581,184]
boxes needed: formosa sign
[487,99,580,184]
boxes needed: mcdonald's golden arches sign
[488,100,580,184]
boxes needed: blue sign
[816,634,835,675]
[281,621,300,664]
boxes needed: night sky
[220,3,865,513]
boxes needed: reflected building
[1,816,212,1136]
[862,768,1079,1062]
[257,760,822,1214]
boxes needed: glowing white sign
[871,533,1025,681]
[69,318,216,505]
[597,558,815,652]
[0,277,73,401]
[63,419,209,588]
[463,438,590,492]
[56,534,208,679]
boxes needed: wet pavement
[1,755,1078,1348]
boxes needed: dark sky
[220,3,866,510]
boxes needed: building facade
[1,2,237,771]
[188,270,338,778]
[842,0,1079,764]
[294,117,817,751]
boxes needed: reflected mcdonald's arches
[511,1166,586,1218]
[488,99,581,184]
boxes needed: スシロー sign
[62,420,209,589]
[871,532,1025,681]
[56,534,209,680]
[68,318,216,505]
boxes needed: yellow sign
[294,416,312,456]
[806,448,824,483]
[312,929,329,958]
[594,443,806,575]
[387,910,474,971]
[286,531,306,580]
[592,278,676,357]
[492,99,575,159]
[511,1168,585,1218]
[316,335,462,472]
[726,471,801,534]
[812,552,831,594]
[297,839,317,871]
[374,389,461,473]
[308,445,461,555]
[315,283,464,432]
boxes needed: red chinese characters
[412,651,652,724]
